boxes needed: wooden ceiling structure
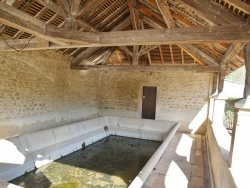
[0,0,249,74]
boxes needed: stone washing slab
[0,116,179,182]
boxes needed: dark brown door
[142,86,157,119]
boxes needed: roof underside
[0,0,249,74]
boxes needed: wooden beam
[159,45,164,64]
[71,64,221,72]
[181,48,184,64]
[71,0,82,17]
[155,0,175,28]
[71,47,99,66]
[36,0,67,18]
[37,0,96,33]
[147,51,152,65]
[138,45,158,57]
[118,46,133,57]
[178,0,244,26]
[169,44,174,64]
[101,47,116,65]
[57,0,70,16]
[179,44,218,66]
[132,45,139,65]
[1,25,249,51]
[76,0,106,19]
[128,0,139,30]
[128,0,140,65]
[221,43,246,64]
[45,26,99,44]
[0,2,67,45]
[244,42,250,98]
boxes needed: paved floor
[143,133,210,188]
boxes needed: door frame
[138,83,160,120]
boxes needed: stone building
[0,0,250,187]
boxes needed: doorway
[141,86,157,119]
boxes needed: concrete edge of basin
[129,122,181,188]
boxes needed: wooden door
[142,86,157,119]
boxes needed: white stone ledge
[0,116,179,182]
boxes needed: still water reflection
[11,136,161,188]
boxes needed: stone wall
[0,50,99,138]
[98,71,212,133]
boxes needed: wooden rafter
[57,0,70,17]
[159,46,164,64]
[76,0,106,19]
[138,45,159,57]
[0,2,66,45]
[178,0,244,26]
[128,0,140,65]
[155,0,175,28]
[71,0,82,17]
[142,4,219,66]
[221,43,246,64]
[118,46,133,57]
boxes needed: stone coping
[0,116,179,183]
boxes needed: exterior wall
[223,79,244,98]
[0,50,99,139]
[206,122,236,188]
[98,71,212,133]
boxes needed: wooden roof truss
[0,0,249,73]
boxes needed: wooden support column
[244,42,250,98]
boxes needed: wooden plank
[178,0,244,26]
[0,2,67,45]
[138,45,158,57]
[169,44,174,64]
[118,46,133,57]
[221,43,246,64]
[34,7,47,19]
[128,0,140,65]
[147,52,152,65]
[128,0,139,30]
[115,50,123,64]
[98,26,250,46]
[46,26,100,44]
[76,0,106,19]
[159,45,164,64]
[155,0,175,28]
[179,44,218,66]
[71,47,99,66]
[220,0,250,14]
[37,0,96,33]
[71,0,82,17]
[181,48,184,64]
[57,0,70,16]
[101,47,116,65]
[0,26,249,51]
[132,45,139,65]
[244,42,250,98]
[36,0,67,18]
[71,64,222,72]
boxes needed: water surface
[11,136,161,188]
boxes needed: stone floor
[143,133,210,188]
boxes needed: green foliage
[82,142,85,151]
[226,66,245,83]
[224,98,236,134]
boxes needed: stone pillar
[229,42,250,187]
[230,100,250,187]
[211,93,228,128]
